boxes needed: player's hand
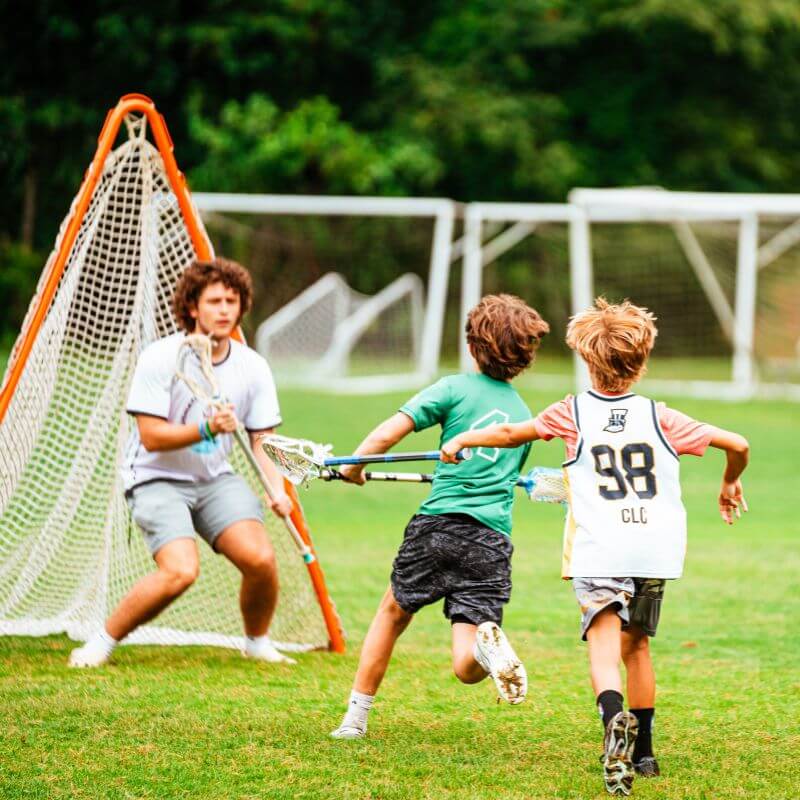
[440,437,463,464]
[339,464,366,485]
[209,403,238,434]
[719,478,748,525]
[269,491,294,518]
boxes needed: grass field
[1,374,799,799]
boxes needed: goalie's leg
[69,537,200,667]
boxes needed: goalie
[69,258,295,667]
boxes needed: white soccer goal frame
[460,190,800,401]
[193,193,455,392]
[254,272,425,389]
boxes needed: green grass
[1,375,799,799]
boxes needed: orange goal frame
[0,93,345,653]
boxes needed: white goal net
[0,108,335,651]
[256,272,424,387]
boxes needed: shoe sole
[604,712,638,796]
[475,622,527,704]
[330,726,366,739]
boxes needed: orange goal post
[0,94,344,653]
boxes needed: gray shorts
[573,577,666,641]
[127,474,264,556]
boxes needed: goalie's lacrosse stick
[260,433,471,486]
[175,334,315,564]
[320,466,568,504]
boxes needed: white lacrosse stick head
[175,333,222,405]
[260,434,334,486]
[520,466,568,504]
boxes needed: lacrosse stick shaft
[321,468,539,490]
[322,450,469,467]
[232,429,315,563]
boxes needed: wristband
[198,421,207,442]
[204,420,216,440]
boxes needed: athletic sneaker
[68,643,111,668]
[633,756,661,777]
[242,638,297,664]
[474,621,527,704]
[602,711,639,796]
[330,722,367,740]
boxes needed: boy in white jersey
[69,258,295,668]
[441,298,750,796]
[330,295,549,739]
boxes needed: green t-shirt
[400,373,532,536]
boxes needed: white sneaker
[68,643,111,668]
[243,638,297,665]
[474,621,527,704]
[330,721,366,739]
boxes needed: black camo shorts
[390,513,513,626]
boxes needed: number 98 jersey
[562,391,686,579]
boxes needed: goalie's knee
[162,562,199,595]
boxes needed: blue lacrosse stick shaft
[322,449,470,467]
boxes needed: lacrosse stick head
[260,434,334,486]
[520,466,568,504]
[175,333,222,404]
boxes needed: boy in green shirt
[331,294,549,739]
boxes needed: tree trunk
[20,165,37,248]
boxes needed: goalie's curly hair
[173,258,253,332]
[566,297,658,392]
[466,294,550,381]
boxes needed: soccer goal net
[255,272,424,387]
[461,192,800,401]
[193,193,455,392]
[0,95,343,652]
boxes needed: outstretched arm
[709,428,750,525]
[339,412,416,485]
[440,419,540,463]
[250,428,294,517]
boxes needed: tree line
[2,0,800,341]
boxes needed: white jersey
[562,390,686,579]
[121,333,281,491]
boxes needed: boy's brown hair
[566,297,657,392]
[173,258,253,332]
[466,294,549,381]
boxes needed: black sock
[630,707,655,760]
[597,690,624,728]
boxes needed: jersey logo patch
[603,409,628,433]
[470,409,510,462]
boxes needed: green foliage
[0,240,45,344]
[188,94,441,195]
[4,1,800,337]
[0,384,797,798]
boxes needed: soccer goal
[193,192,456,393]
[0,95,344,653]
[461,192,800,401]
[255,271,425,388]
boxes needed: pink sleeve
[657,403,715,456]
[534,396,579,461]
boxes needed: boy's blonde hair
[566,297,657,392]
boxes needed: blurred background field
[1,370,799,799]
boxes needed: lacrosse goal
[0,94,344,653]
